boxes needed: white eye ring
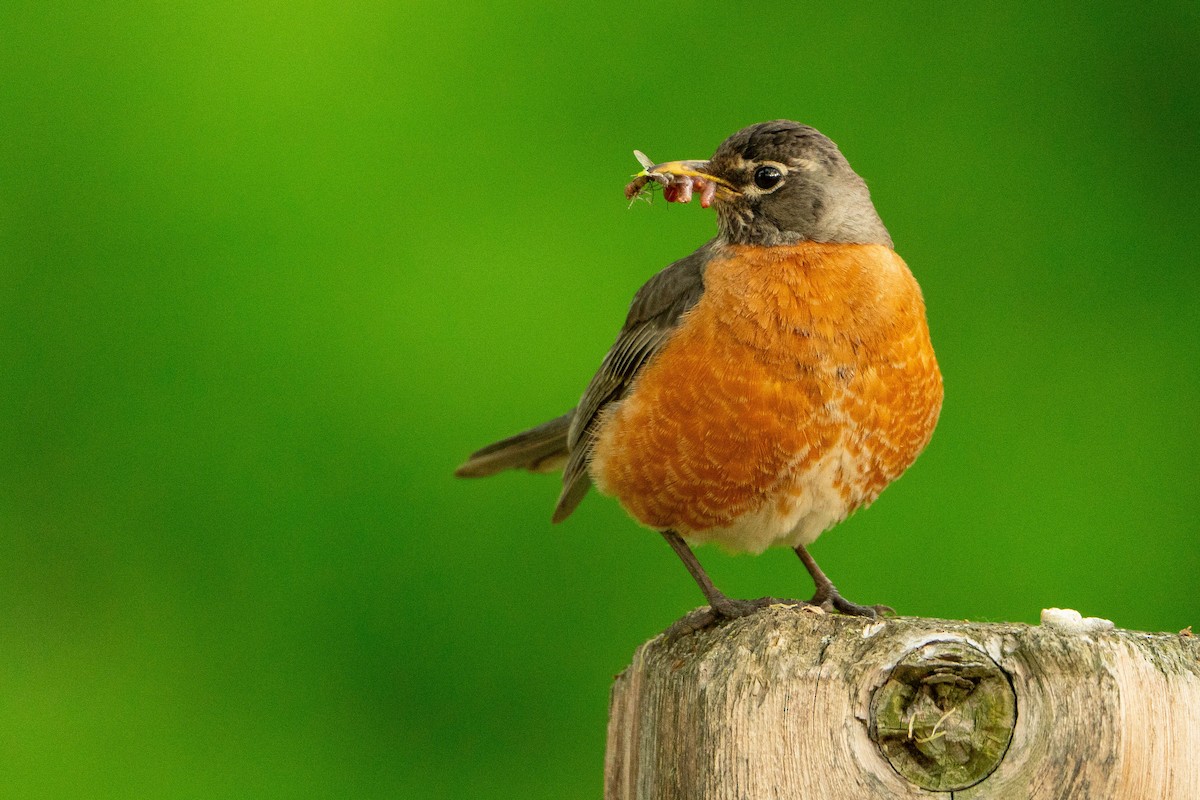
[747,161,788,194]
[753,165,783,190]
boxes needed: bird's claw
[811,588,894,619]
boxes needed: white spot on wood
[1041,607,1115,632]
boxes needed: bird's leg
[794,545,894,618]
[661,530,774,619]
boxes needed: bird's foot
[809,586,893,618]
[710,595,791,619]
[681,597,792,633]
[665,596,796,639]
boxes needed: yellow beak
[636,159,736,191]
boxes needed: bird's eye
[753,165,783,190]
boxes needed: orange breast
[589,241,942,552]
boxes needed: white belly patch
[677,442,870,554]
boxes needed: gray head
[642,121,892,248]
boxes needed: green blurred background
[3,2,1197,797]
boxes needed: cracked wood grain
[604,607,1200,799]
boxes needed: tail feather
[454,412,573,478]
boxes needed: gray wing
[551,239,717,523]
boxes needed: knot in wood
[869,640,1015,791]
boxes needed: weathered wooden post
[605,606,1200,799]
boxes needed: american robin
[456,120,942,620]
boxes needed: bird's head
[628,120,892,248]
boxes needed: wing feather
[552,240,718,522]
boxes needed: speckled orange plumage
[590,241,942,553]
